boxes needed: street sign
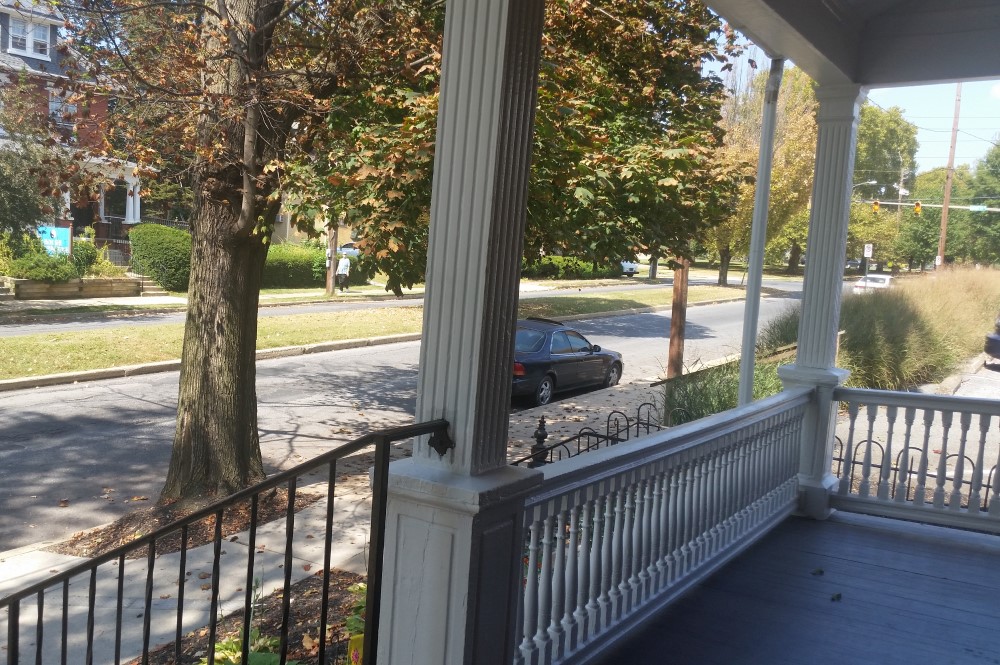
[863,243,873,258]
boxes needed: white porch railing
[831,387,1000,533]
[514,388,811,665]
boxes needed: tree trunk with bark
[160,0,285,502]
[786,242,803,273]
[717,246,731,286]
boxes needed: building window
[49,91,76,127]
[8,18,50,58]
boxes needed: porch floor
[598,511,1000,665]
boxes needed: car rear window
[515,328,546,353]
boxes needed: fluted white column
[779,84,865,519]
[133,182,141,222]
[413,0,544,474]
[379,2,546,663]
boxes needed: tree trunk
[161,193,269,501]
[786,242,802,273]
[717,246,731,286]
[648,253,659,279]
[160,0,282,502]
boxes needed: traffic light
[872,200,880,213]
[914,201,922,216]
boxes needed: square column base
[378,459,543,665]
[779,364,850,520]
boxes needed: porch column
[378,1,545,664]
[98,183,106,220]
[124,181,135,222]
[133,182,141,222]
[778,84,866,519]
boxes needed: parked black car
[512,318,623,406]
[986,313,1000,364]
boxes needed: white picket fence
[514,388,811,665]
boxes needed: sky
[867,80,1000,175]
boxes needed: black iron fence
[1,419,450,665]
[510,403,663,467]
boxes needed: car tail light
[513,362,526,377]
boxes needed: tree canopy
[283,0,742,295]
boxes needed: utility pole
[666,257,689,379]
[937,82,962,267]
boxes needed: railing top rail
[525,387,812,507]
[834,386,1000,416]
[0,418,449,606]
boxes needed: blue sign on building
[37,226,71,256]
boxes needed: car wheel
[604,362,622,388]
[534,375,555,406]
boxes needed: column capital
[814,85,867,122]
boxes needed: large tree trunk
[160,0,282,502]
[161,193,269,501]
[786,242,803,273]
[717,246,731,286]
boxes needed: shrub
[129,223,192,292]
[71,240,99,276]
[662,360,783,426]
[521,256,621,279]
[755,269,1000,391]
[87,246,127,277]
[263,243,324,288]
[8,252,79,283]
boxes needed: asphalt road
[0,274,803,337]
[0,295,795,551]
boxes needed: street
[0,295,795,551]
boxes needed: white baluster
[548,512,566,656]
[608,489,624,620]
[628,481,645,607]
[532,516,554,659]
[933,411,954,509]
[949,412,973,511]
[914,409,936,506]
[858,403,878,497]
[647,472,662,591]
[968,414,991,512]
[586,497,604,638]
[665,464,681,585]
[618,484,635,614]
[990,418,1000,517]
[597,493,614,631]
[877,405,898,500]
[840,402,860,495]
[894,407,916,502]
[518,519,541,663]
[572,501,589,646]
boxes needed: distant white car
[339,241,360,257]
[621,260,639,277]
[852,274,893,294]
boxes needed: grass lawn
[0,284,746,379]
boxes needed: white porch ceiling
[707,0,1000,87]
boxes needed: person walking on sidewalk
[336,255,351,292]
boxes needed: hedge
[263,243,324,288]
[8,252,79,283]
[129,223,192,292]
[71,240,99,276]
[521,256,622,279]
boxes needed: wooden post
[667,258,689,379]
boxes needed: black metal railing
[510,403,662,467]
[1,419,450,665]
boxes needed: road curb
[0,333,426,392]
[0,298,749,392]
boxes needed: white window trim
[6,16,52,61]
